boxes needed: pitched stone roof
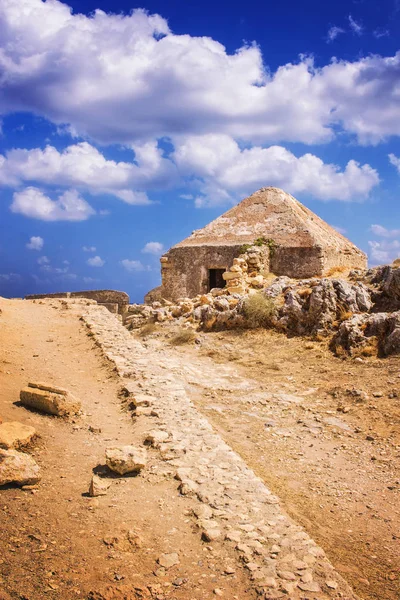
[174,187,364,254]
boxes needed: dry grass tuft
[326,266,349,278]
[139,322,158,337]
[392,257,400,267]
[243,293,276,328]
[170,328,196,345]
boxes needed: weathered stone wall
[321,247,367,274]
[26,290,129,314]
[270,246,324,278]
[160,245,244,301]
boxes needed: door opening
[208,268,226,291]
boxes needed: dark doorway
[208,268,226,291]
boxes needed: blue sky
[1,0,400,302]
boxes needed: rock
[0,421,37,450]
[89,474,111,497]
[202,526,222,542]
[298,581,321,592]
[157,553,179,569]
[178,479,198,495]
[20,382,81,418]
[105,446,147,475]
[144,430,169,448]
[0,448,41,487]
[127,529,142,549]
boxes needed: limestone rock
[89,474,111,497]
[105,445,147,475]
[158,553,179,569]
[144,430,169,448]
[0,421,37,450]
[0,448,41,487]
[20,382,81,418]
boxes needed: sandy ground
[0,299,255,600]
[136,324,400,600]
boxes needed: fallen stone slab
[20,382,81,418]
[0,421,38,450]
[105,445,147,475]
[0,448,41,487]
[89,474,111,497]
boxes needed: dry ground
[136,323,400,600]
[0,299,255,600]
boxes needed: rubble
[19,382,81,418]
[0,448,41,487]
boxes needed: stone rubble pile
[125,264,400,357]
[78,303,358,599]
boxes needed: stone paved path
[79,303,360,600]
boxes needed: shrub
[243,293,276,328]
[170,328,196,345]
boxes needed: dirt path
[138,325,399,600]
[0,299,254,600]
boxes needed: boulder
[0,421,37,450]
[105,446,147,475]
[0,448,41,487]
[19,382,81,418]
[89,474,111,497]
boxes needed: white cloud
[389,153,400,172]
[87,255,105,267]
[174,134,379,206]
[37,255,49,265]
[370,224,400,238]
[348,15,363,36]
[368,240,400,265]
[0,0,399,146]
[0,142,174,204]
[83,246,96,252]
[0,273,21,282]
[11,187,95,221]
[327,26,345,43]
[121,259,145,272]
[142,241,164,255]
[26,235,43,250]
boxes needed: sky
[1,0,400,302]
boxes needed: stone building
[150,187,367,302]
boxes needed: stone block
[20,383,81,418]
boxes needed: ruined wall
[320,247,367,274]
[160,245,244,301]
[270,246,324,278]
[25,290,129,314]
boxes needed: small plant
[326,265,348,277]
[239,237,277,257]
[170,328,196,345]
[243,293,276,328]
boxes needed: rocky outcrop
[332,310,400,357]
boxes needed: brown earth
[135,324,400,600]
[0,298,254,600]
[1,298,399,600]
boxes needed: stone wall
[25,290,129,314]
[157,243,367,302]
[160,245,245,301]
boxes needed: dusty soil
[0,299,255,600]
[136,324,400,600]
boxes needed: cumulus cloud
[0,142,174,203]
[11,187,95,221]
[368,240,400,265]
[26,235,43,250]
[87,255,105,267]
[121,259,145,272]
[142,241,164,255]
[0,0,399,146]
[174,134,379,206]
[370,224,400,238]
[37,255,49,265]
[83,246,96,252]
